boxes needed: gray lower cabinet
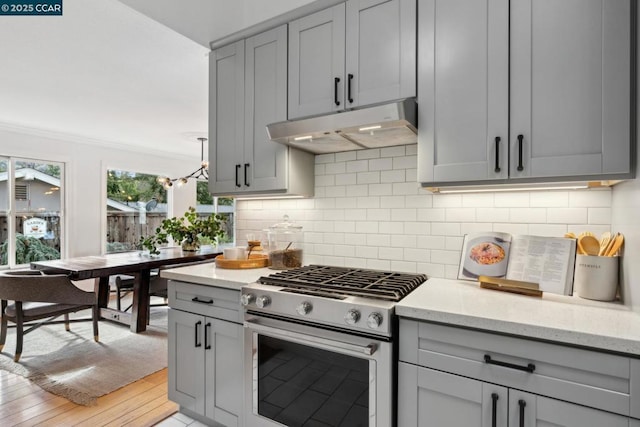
[167,280,243,426]
[399,319,640,426]
[418,0,633,186]
[209,25,314,197]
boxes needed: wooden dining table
[30,247,221,332]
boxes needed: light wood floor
[0,365,178,426]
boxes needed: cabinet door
[509,390,630,427]
[510,0,631,179]
[244,25,288,193]
[204,318,243,427]
[345,0,416,108]
[168,309,206,415]
[398,362,508,427]
[288,3,345,119]
[417,0,509,184]
[209,40,245,195]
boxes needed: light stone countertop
[160,262,271,290]
[396,278,640,356]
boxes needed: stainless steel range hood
[266,98,417,154]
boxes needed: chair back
[0,271,95,306]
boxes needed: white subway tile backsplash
[494,192,530,207]
[335,151,357,162]
[547,208,587,224]
[335,173,357,186]
[369,157,393,171]
[357,149,381,159]
[446,208,476,222]
[433,194,462,208]
[237,148,613,281]
[381,170,406,183]
[509,208,546,223]
[369,183,394,196]
[325,162,346,175]
[381,146,406,158]
[347,159,369,173]
[357,171,380,184]
[378,247,404,260]
[346,184,369,197]
[588,207,612,225]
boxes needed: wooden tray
[215,254,269,269]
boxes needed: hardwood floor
[0,366,178,426]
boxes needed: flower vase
[181,238,200,252]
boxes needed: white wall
[237,144,615,279]
[0,126,196,258]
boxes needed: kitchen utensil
[564,232,576,239]
[598,232,612,256]
[578,235,600,256]
[605,233,624,257]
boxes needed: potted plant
[137,234,162,256]
[158,206,225,251]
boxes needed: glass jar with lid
[268,215,303,270]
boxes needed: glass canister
[268,215,303,270]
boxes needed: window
[0,157,65,268]
[106,169,168,253]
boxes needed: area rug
[0,308,168,406]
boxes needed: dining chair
[0,270,99,362]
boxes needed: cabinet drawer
[168,280,241,323]
[399,319,633,416]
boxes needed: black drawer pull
[192,297,214,305]
[334,77,341,106]
[348,73,354,104]
[235,164,241,187]
[205,322,211,350]
[484,354,535,373]
[519,399,526,427]
[494,136,501,173]
[195,320,202,348]
[491,393,499,427]
[244,163,250,187]
[517,134,524,171]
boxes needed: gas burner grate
[258,265,427,302]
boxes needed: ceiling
[0,0,314,158]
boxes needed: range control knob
[240,293,255,306]
[256,296,271,308]
[296,302,312,316]
[344,309,361,325]
[367,312,383,329]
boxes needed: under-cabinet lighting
[424,181,624,194]
[235,195,307,200]
[294,135,313,141]
[359,125,382,132]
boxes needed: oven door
[244,313,393,427]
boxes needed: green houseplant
[157,207,225,251]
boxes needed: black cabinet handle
[195,320,202,348]
[518,399,526,427]
[348,73,354,104]
[491,393,499,427]
[244,163,250,187]
[334,77,341,106]
[517,134,524,171]
[484,355,535,373]
[192,297,214,305]
[205,322,211,350]
[235,164,241,187]
[494,137,501,173]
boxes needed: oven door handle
[244,318,377,356]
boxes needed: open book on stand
[457,232,577,295]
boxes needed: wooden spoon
[605,233,624,257]
[578,235,600,256]
[598,232,612,256]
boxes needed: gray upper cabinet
[288,0,416,120]
[209,40,245,194]
[418,0,633,186]
[209,25,314,197]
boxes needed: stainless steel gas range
[241,265,427,427]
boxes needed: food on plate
[469,242,505,265]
